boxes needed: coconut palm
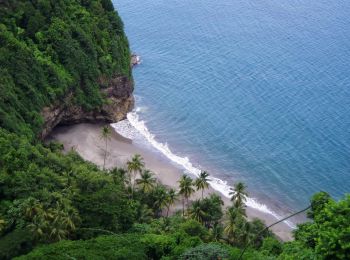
[24,198,45,219]
[178,175,195,216]
[127,154,145,197]
[188,200,207,223]
[210,223,224,242]
[28,200,80,242]
[50,202,79,240]
[165,188,178,217]
[136,204,154,223]
[152,185,168,217]
[229,182,248,208]
[100,126,112,170]
[109,168,128,185]
[195,171,210,199]
[224,206,241,244]
[233,201,247,217]
[136,169,157,193]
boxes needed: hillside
[0,0,349,259]
[0,0,133,139]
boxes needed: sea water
[112,0,350,225]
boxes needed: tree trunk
[131,170,135,199]
[103,138,107,170]
[182,197,185,216]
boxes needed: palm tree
[188,200,207,223]
[100,126,112,170]
[127,154,145,197]
[137,204,154,223]
[178,175,195,216]
[229,182,248,208]
[233,201,247,217]
[165,188,178,217]
[224,206,241,244]
[194,171,210,199]
[24,198,45,219]
[136,169,156,193]
[152,185,168,217]
[210,223,224,242]
[109,168,128,185]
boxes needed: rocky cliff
[40,75,134,139]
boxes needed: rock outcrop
[40,75,134,139]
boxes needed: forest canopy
[0,0,131,137]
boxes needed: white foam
[115,109,296,229]
[111,120,139,140]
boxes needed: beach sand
[48,123,293,241]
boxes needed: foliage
[229,182,248,209]
[0,0,131,138]
[188,194,223,228]
[260,237,283,256]
[136,169,157,193]
[194,171,210,199]
[14,234,147,260]
[292,193,350,259]
[0,129,136,257]
[127,154,145,196]
[179,175,195,215]
[179,243,229,260]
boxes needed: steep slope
[0,0,133,139]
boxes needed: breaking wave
[113,108,296,229]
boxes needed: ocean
[112,0,350,225]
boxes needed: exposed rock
[131,54,141,67]
[40,75,134,139]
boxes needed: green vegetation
[0,0,349,259]
[2,128,348,259]
[0,0,131,138]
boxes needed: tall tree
[165,188,178,217]
[178,175,195,216]
[194,171,210,199]
[136,169,156,193]
[127,154,145,197]
[224,206,243,245]
[27,201,80,242]
[188,200,207,223]
[229,182,248,209]
[100,126,112,170]
[152,185,168,217]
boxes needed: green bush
[15,235,147,260]
[179,243,229,260]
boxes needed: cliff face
[41,75,134,139]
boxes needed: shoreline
[48,123,294,241]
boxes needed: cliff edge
[41,75,134,139]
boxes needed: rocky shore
[40,75,134,139]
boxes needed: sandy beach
[48,123,293,241]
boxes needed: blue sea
[113,0,350,225]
